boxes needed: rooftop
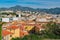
[2,30,12,36]
[7,25,19,30]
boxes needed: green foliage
[43,22,60,39]
[29,21,60,39]
[1,12,16,15]
[11,37,22,40]
[0,22,2,40]
[11,34,42,40]
[0,22,7,40]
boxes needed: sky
[0,0,60,8]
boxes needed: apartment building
[6,25,20,38]
[2,30,12,40]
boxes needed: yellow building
[24,25,34,31]
[6,25,20,39]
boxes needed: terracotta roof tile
[20,30,29,37]
[2,30,12,36]
[7,25,19,30]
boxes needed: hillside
[0,5,60,14]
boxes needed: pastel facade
[2,30,12,40]
[6,25,20,38]
[24,25,34,31]
[2,18,9,22]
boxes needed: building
[12,17,19,21]
[20,30,29,37]
[6,25,20,38]
[16,11,22,17]
[0,10,13,13]
[36,18,49,22]
[2,18,9,22]
[2,30,12,40]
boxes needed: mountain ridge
[0,5,60,14]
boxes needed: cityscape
[0,0,60,40]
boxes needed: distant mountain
[0,5,60,14]
[0,8,8,11]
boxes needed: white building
[16,11,22,17]
[2,17,20,22]
[36,18,50,22]
[2,18,9,22]
[0,10,13,13]
[13,17,19,21]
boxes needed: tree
[0,22,7,40]
[11,34,42,40]
[0,22,3,40]
[44,21,60,38]
[11,37,22,40]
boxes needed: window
[10,35,12,37]
[16,15,19,17]
[9,18,13,22]
[25,27,28,29]
[2,37,4,40]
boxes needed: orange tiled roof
[7,25,19,30]
[19,21,26,24]
[27,24,35,26]
[27,21,35,23]
[35,24,44,29]
[20,30,29,37]
[2,30,12,36]
[20,25,25,30]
